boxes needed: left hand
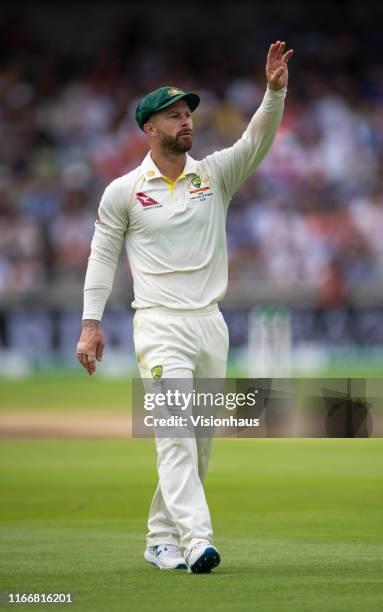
[266,41,294,91]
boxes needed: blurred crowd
[1,6,383,307]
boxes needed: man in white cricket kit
[77,41,293,573]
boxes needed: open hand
[266,41,294,91]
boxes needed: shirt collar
[141,151,199,181]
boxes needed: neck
[150,147,187,183]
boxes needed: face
[144,99,193,154]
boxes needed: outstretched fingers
[282,49,294,63]
[267,40,280,58]
[277,41,286,59]
[268,41,293,63]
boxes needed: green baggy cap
[135,86,200,130]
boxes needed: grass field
[1,438,382,611]
[1,370,382,412]
[0,377,132,412]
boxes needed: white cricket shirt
[82,85,287,319]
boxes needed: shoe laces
[185,546,195,564]
[186,540,210,563]
[155,544,180,558]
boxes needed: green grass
[1,439,382,611]
[0,377,132,412]
[1,372,382,413]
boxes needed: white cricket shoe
[185,540,220,573]
[144,544,187,570]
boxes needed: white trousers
[133,303,229,550]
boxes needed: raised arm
[76,179,129,375]
[205,41,293,202]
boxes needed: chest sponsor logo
[136,192,163,210]
[188,175,213,202]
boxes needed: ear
[143,121,155,136]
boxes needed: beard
[158,130,193,154]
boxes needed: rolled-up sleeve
[82,179,129,321]
[205,85,287,203]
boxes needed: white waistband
[134,303,219,317]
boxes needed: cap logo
[167,88,183,96]
[147,170,155,177]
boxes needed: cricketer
[76,41,293,573]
